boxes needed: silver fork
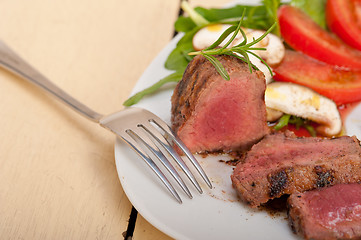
[0,40,212,203]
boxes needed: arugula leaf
[164,26,201,71]
[123,1,282,106]
[188,17,276,81]
[195,5,257,22]
[181,1,209,26]
[273,114,317,137]
[262,0,281,36]
[123,71,183,106]
[194,5,274,30]
[169,2,281,74]
[274,114,291,130]
[304,124,317,137]
[164,41,194,71]
[174,16,196,32]
[290,0,327,29]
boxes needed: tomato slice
[326,0,361,51]
[355,0,361,26]
[278,5,361,70]
[273,50,361,105]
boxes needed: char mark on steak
[231,132,361,208]
[314,165,335,188]
[268,168,292,197]
[171,55,269,154]
[288,183,361,240]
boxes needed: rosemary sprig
[188,11,276,81]
[123,7,277,106]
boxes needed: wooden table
[0,0,229,239]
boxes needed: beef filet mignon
[231,132,361,208]
[171,55,269,153]
[288,183,361,240]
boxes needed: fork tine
[149,118,213,189]
[128,128,193,199]
[120,132,182,203]
[140,122,203,194]
[171,135,213,189]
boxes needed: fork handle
[0,40,104,122]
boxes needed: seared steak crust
[288,183,361,240]
[171,55,269,153]
[231,132,361,208]
[171,55,213,131]
[172,55,255,130]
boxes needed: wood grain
[0,0,179,239]
[0,0,234,239]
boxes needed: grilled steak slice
[231,132,361,208]
[171,55,269,153]
[288,183,361,240]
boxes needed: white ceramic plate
[114,1,361,239]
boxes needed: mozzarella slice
[265,82,342,136]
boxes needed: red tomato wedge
[355,0,361,26]
[326,0,361,51]
[273,50,361,105]
[278,5,361,70]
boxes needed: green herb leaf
[222,12,245,49]
[273,114,318,137]
[165,42,194,71]
[242,22,276,47]
[188,19,276,80]
[262,0,281,36]
[274,114,291,130]
[181,1,209,26]
[204,25,237,51]
[288,115,305,129]
[224,51,256,71]
[125,1,283,106]
[237,51,254,73]
[175,16,196,32]
[246,50,273,76]
[290,0,327,29]
[304,124,317,137]
[123,71,183,106]
[202,54,230,80]
[194,5,272,30]
[194,5,248,22]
